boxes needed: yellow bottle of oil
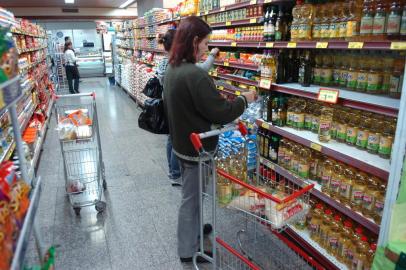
[338,220,354,264]
[320,3,331,39]
[356,51,370,92]
[346,227,364,268]
[318,208,334,248]
[340,168,355,205]
[378,121,395,159]
[300,0,314,40]
[318,106,334,142]
[364,243,377,270]
[362,176,380,218]
[313,53,323,85]
[372,180,386,224]
[330,163,344,200]
[278,138,286,167]
[352,235,370,270]
[311,105,321,134]
[356,116,371,149]
[290,145,301,173]
[338,2,350,40]
[298,148,311,179]
[346,112,360,145]
[366,54,384,94]
[346,0,362,40]
[291,0,304,41]
[308,203,324,241]
[312,3,322,40]
[346,52,359,90]
[350,172,367,212]
[339,53,350,88]
[283,141,293,170]
[327,215,342,256]
[381,53,394,95]
[367,119,382,154]
[329,2,341,39]
[321,159,334,195]
[304,101,314,131]
[320,52,334,86]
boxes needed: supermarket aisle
[25,77,195,269]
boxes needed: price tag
[348,42,364,49]
[266,42,274,48]
[212,71,218,77]
[318,88,339,104]
[205,11,209,15]
[220,7,225,11]
[250,18,257,24]
[223,61,230,66]
[264,0,272,3]
[250,0,257,4]
[287,42,297,48]
[261,122,270,129]
[259,78,272,89]
[226,21,232,26]
[310,142,322,152]
[316,42,328,49]
[218,85,224,90]
[235,91,241,95]
[390,42,406,50]
[231,42,237,47]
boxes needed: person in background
[156,29,220,186]
[64,41,80,94]
[163,16,256,263]
[64,36,71,45]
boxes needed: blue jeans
[166,135,181,179]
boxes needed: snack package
[56,118,77,141]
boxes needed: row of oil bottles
[291,0,406,41]
[258,131,386,224]
[259,49,404,98]
[262,94,397,159]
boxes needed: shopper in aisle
[64,41,80,94]
[156,29,220,186]
[163,16,256,263]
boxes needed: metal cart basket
[54,92,106,215]
[189,123,316,270]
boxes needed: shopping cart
[54,92,106,215]
[190,123,315,270]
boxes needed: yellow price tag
[318,88,339,103]
[218,85,224,90]
[220,7,225,11]
[348,42,364,49]
[261,122,270,129]
[212,71,218,77]
[231,42,237,47]
[316,42,328,49]
[259,78,272,89]
[205,11,209,15]
[223,62,229,66]
[264,0,272,3]
[250,18,257,23]
[226,21,232,26]
[250,0,257,4]
[266,42,274,48]
[391,42,406,50]
[310,142,322,152]
[235,91,241,96]
[287,42,297,48]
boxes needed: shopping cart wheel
[73,207,81,216]
[95,201,106,213]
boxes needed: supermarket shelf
[214,80,249,95]
[17,45,47,55]
[271,83,400,117]
[11,29,45,38]
[209,17,262,28]
[116,36,134,40]
[19,57,47,75]
[135,47,166,53]
[285,226,348,270]
[213,73,259,87]
[10,176,42,270]
[136,59,156,66]
[208,40,406,50]
[117,45,134,50]
[213,60,259,71]
[0,141,16,164]
[19,100,35,132]
[0,76,25,114]
[256,119,390,180]
[198,0,272,16]
[259,157,380,234]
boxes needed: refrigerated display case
[76,48,104,77]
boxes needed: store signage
[390,42,406,50]
[259,78,272,89]
[318,88,339,104]
[316,42,328,49]
[348,42,364,49]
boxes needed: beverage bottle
[318,106,334,142]
[319,208,334,248]
[373,180,386,223]
[338,220,355,264]
[300,0,314,40]
[276,49,286,83]
[401,3,406,39]
[350,172,367,212]
[275,10,285,41]
[277,138,286,166]
[346,52,359,90]
[291,1,304,41]
[312,3,322,40]
[336,111,348,143]
[327,215,342,256]
[320,52,333,86]
[298,148,311,179]
[352,235,370,270]
[346,112,360,145]
[347,0,362,40]
[378,121,395,159]
[308,203,324,241]
[339,53,349,88]
[389,56,405,99]
[321,159,334,194]
[264,7,270,41]
[373,1,388,39]
[382,53,394,95]
[356,116,371,149]
[356,51,370,92]
[313,53,323,85]
[386,1,402,39]
[360,0,375,38]
[362,176,380,217]
[299,50,313,87]
[330,163,344,199]
[320,3,332,39]
[340,168,355,205]
[366,55,384,94]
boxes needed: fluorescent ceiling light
[119,0,135,8]
[65,0,74,3]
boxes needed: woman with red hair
[163,16,256,263]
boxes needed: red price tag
[317,88,339,104]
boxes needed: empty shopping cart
[54,92,106,215]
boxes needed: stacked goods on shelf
[143,8,172,25]
[206,4,263,25]
[133,64,155,105]
[120,62,135,93]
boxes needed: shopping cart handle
[190,133,203,153]
[54,92,96,100]
[237,122,248,136]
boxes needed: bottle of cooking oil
[291,1,304,41]
[346,227,364,268]
[332,53,342,86]
[320,3,331,39]
[352,235,370,270]
[278,138,286,166]
[304,101,314,130]
[283,141,293,170]
[346,0,362,40]
[298,148,311,179]
[364,243,377,270]
[356,116,371,149]
[294,101,306,130]
[378,121,395,159]
[329,2,341,39]
[286,99,296,127]
[327,215,342,256]
[313,53,323,85]
[362,176,380,218]
[382,53,394,95]
[310,152,323,183]
[346,52,359,90]
[340,168,355,205]
[386,1,402,39]
[356,51,370,92]
[389,56,405,99]
[339,53,349,88]
[346,112,360,145]
[373,180,386,224]
[320,52,333,86]
[290,145,301,173]
[330,112,339,140]
[330,163,344,200]
[312,3,322,40]
[367,119,382,154]
[321,159,334,194]
[338,2,350,40]
[319,208,334,248]
[350,172,367,212]
[318,106,334,142]
[311,105,321,134]
[366,54,384,94]
[300,0,314,40]
[360,0,375,38]
[336,111,348,143]
[338,220,355,265]
[372,1,387,40]
[308,203,324,241]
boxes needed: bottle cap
[355,227,364,234]
[316,203,323,209]
[325,209,333,215]
[334,215,341,221]
[344,220,353,228]
[361,235,368,242]
[370,243,377,251]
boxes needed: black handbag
[138,98,169,134]
[142,77,163,99]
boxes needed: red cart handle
[53,91,96,100]
[216,237,261,270]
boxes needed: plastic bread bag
[56,118,77,141]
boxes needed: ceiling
[0,0,137,8]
